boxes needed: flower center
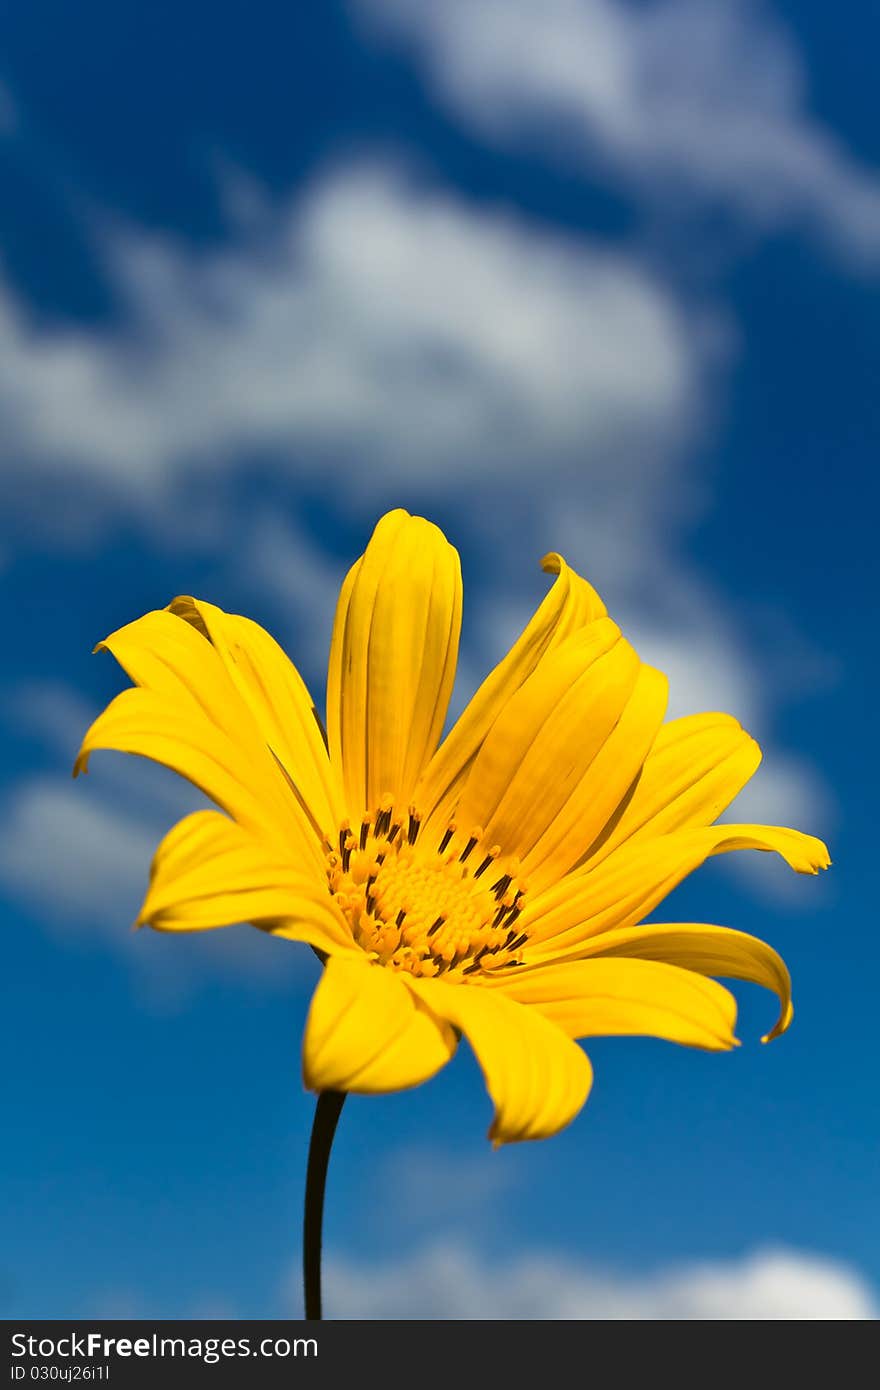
[324,800,528,979]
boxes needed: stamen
[438,823,456,854]
[474,845,501,878]
[326,811,525,982]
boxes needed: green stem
[302,1090,346,1320]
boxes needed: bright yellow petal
[451,621,647,864]
[140,810,356,954]
[405,976,593,1145]
[578,921,792,1042]
[326,509,462,820]
[520,663,668,891]
[489,957,738,1051]
[524,822,830,960]
[76,687,304,850]
[75,609,323,871]
[582,713,763,869]
[303,955,457,1093]
[415,551,606,836]
[168,597,345,840]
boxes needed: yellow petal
[415,551,606,836]
[582,713,763,869]
[168,597,346,840]
[303,955,457,1093]
[520,663,668,891]
[490,957,738,1051]
[326,509,462,820]
[405,976,593,1145]
[140,810,355,954]
[452,621,644,862]
[524,822,830,959]
[76,609,323,870]
[579,921,793,1042]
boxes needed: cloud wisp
[0,159,831,906]
[357,0,880,272]
[0,681,303,1001]
[326,1241,877,1319]
[0,160,703,533]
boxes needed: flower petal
[303,955,457,1093]
[581,713,763,869]
[140,810,355,954]
[489,957,738,1051]
[75,609,323,871]
[520,663,668,891]
[326,509,462,820]
[168,597,345,841]
[452,621,644,862]
[405,976,593,1145]
[524,823,830,959]
[415,552,606,835]
[579,921,793,1042]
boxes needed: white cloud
[326,1241,877,1319]
[715,747,836,903]
[0,775,159,929]
[732,747,835,835]
[358,0,880,270]
[0,159,830,895]
[6,680,101,761]
[0,161,703,522]
[0,693,303,999]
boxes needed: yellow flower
[75,509,829,1145]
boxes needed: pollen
[324,803,528,979]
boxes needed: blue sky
[1,0,877,1319]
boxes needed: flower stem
[302,1090,346,1320]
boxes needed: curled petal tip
[761,1001,794,1044]
[765,1005,794,1044]
[807,838,832,872]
